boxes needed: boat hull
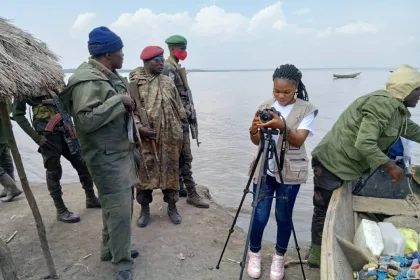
[333,72,361,78]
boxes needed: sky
[1,0,419,70]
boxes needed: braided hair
[272,64,308,101]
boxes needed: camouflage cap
[165,35,187,46]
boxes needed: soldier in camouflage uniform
[130,46,187,227]
[0,98,23,203]
[162,35,209,209]
[13,85,101,223]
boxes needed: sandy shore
[0,183,319,280]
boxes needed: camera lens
[259,110,272,123]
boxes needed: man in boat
[13,82,101,223]
[60,26,139,280]
[0,98,23,202]
[129,45,188,227]
[307,64,420,268]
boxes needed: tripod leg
[238,139,270,280]
[274,148,307,280]
[216,143,264,269]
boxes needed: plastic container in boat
[354,219,384,260]
[398,228,419,254]
[378,222,406,256]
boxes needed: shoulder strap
[162,64,170,76]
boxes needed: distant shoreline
[62,67,400,74]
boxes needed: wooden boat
[333,72,361,79]
[321,166,420,280]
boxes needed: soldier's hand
[37,136,48,147]
[37,136,60,152]
[188,116,197,126]
[384,160,403,182]
[122,95,135,112]
[139,126,156,140]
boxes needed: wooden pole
[0,102,58,278]
[0,238,18,280]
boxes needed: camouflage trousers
[38,132,94,200]
[179,126,195,190]
[0,144,14,179]
[310,158,342,245]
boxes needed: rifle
[128,82,159,165]
[130,110,150,180]
[178,67,201,147]
[42,89,80,155]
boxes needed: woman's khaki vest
[249,98,318,185]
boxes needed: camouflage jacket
[129,66,187,190]
[162,57,193,121]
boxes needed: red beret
[140,46,164,60]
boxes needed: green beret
[165,35,187,46]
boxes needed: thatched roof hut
[0,17,64,102]
[0,17,60,279]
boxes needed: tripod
[216,118,306,280]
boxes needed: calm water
[11,69,420,246]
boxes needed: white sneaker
[270,254,285,280]
[247,251,262,278]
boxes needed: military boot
[186,185,209,208]
[53,197,81,223]
[137,204,150,228]
[115,270,132,280]
[85,190,101,208]
[0,174,22,203]
[0,188,7,198]
[307,243,321,268]
[101,249,140,261]
[167,203,182,225]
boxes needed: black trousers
[39,132,94,200]
[310,158,343,245]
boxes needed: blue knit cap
[88,26,123,56]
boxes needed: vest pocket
[283,158,309,183]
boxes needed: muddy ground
[0,183,319,280]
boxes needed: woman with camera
[247,64,318,279]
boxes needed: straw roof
[0,17,64,102]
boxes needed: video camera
[258,107,280,123]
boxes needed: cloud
[112,9,190,29]
[248,2,286,32]
[294,8,310,15]
[71,13,96,32]
[317,22,378,37]
[59,2,418,69]
[334,22,378,34]
[191,6,247,36]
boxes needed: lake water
[11,69,420,247]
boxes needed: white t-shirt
[267,100,315,177]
